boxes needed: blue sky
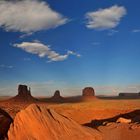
[0,0,140,96]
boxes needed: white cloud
[20,32,33,38]
[107,29,119,36]
[85,5,126,30]
[0,0,68,33]
[23,58,31,61]
[0,64,14,69]
[92,42,101,46]
[132,29,140,33]
[67,50,81,57]
[13,41,80,62]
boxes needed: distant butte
[9,85,37,102]
[82,87,96,100]
[82,87,95,97]
[50,90,64,102]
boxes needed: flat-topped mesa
[18,85,31,97]
[10,84,37,102]
[82,87,95,97]
[119,93,140,97]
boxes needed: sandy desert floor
[1,96,140,140]
[1,97,140,124]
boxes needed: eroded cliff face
[8,104,101,140]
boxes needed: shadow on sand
[38,96,84,103]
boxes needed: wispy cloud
[13,41,81,62]
[0,64,14,69]
[85,5,126,30]
[20,32,33,39]
[23,58,31,61]
[0,0,68,33]
[95,84,140,95]
[132,29,140,33]
[0,86,16,96]
[107,29,119,36]
[92,42,101,46]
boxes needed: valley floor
[1,97,140,124]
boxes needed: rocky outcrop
[50,90,64,102]
[116,117,131,123]
[10,85,37,102]
[98,122,140,140]
[0,108,13,139]
[84,110,140,140]
[119,93,140,97]
[8,104,101,140]
[82,87,95,98]
[52,90,61,99]
[18,85,31,97]
[84,110,140,128]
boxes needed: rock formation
[84,110,140,140]
[53,90,61,98]
[18,85,31,97]
[82,87,95,97]
[50,90,64,102]
[119,93,140,97]
[8,104,101,140]
[10,85,37,102]
[116,117,131,123]
[98,122,140,140]
[0,108,13,139]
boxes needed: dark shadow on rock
[83,110,140,128]
[0,108,13,139]
[83,109,140,128]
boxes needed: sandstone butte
[8,104,102,140]
[50,90,64,102]
[82,87,96,101]
[9,85,37,102]
[82,87,95,97]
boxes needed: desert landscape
[0,0,140,139]
[0,85,140,140]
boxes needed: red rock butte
[82,87,95,97]
[9,85,37,102]
[50,90,64,102]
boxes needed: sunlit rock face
[8,104,101,140]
